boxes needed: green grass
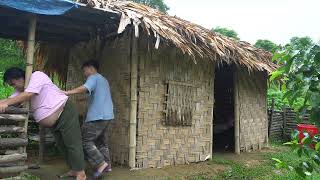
[20,173,40,180]
[188,143,320,180]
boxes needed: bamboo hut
[0,0,277,170]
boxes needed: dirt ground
[27,158,226,180]
[26,147,276,180]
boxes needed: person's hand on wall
[0,101,9,113]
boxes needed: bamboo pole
[210,64,215,158]
[234,68,240,154]
[129,30,138,169]
[0,153,27,164]
[38,125,45,163]
[20,15,36,159]
[25,15,37,88]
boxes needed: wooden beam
[24,14,36,89]
[0,165,28,174]
[234,67,240,154]
[0,114,27,121]
[4,107,29,114]
[0,154,27,164]
[38,125,45,163]
[0,138,28,148]
[268,98,275,138]
[129,30,138,169]
[0,127,24,134]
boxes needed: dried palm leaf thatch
[19,41,71,86]
[75,0,277,73]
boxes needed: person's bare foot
[58,170,76,178]
[75,171,86,180]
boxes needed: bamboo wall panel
[236,68,268,152]
[136,40,214,168]
[66,33,131,165]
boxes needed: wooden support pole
[38,125,45,163]
[234,68,240,154]
[19,15,36,162]
[210,64,215,158]
[268,98,275,138]
[25,15,37,88]
[129,31,138,169]
[282,106,287,139]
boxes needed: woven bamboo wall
[66,33,131,165]
[236,67,268,152]
[136,39,214,168]
[98,34,131,165]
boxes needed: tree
[212,27,240,40]
[270,37,320,178]
[0,38,25,99]
[132,0,169,13]
[289,36,314,51]
[254,39,278,53]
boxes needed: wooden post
[21,15,36,163]
[234,68,240,154]
[38,125,45,163]
[268,98,275,137]
[129,30,138,169]
[282,106,287,139]
[210,64,215,158]
[25,15,37,88]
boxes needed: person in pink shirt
[0,67,86,180]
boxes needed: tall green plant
[271,37,320,178]
[0,38,25,99]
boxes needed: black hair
[3,67,25,84]
[82,59,99,71]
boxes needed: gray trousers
[82,120,111,167]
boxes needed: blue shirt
[83,73,114,122]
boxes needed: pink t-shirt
[12,71,68,122]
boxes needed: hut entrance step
[213,64,235,153]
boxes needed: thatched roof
[75,0,277,73]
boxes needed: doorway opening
[213,64,235,152]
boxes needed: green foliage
[132,0,169,13]
[212,27,240,40]
[21,173,40,180]
[255,39,278,53]
[270,36,320,178]
[268,83,305,110]
[0,38,25,99]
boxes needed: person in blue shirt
[65,60,114,178]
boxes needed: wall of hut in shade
[64,32,215,168]
[65,32,132,165]
[39,32,269,169]
[235,68,268,151]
